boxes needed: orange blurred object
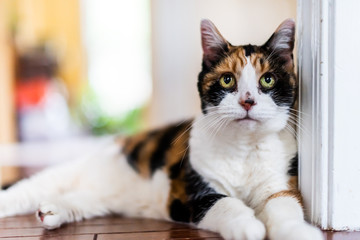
[15,77,49,109]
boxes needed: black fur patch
[149,123,188,175]
[243,44,255,57]
[288,153,298,176]
[202,81,228,108]
[258,46,296,107]
[203,43,230,69]
[261,72,295,107]
[170,199,191,222]
[197,70,210,113]
[125,130,157,172]
[198,44,232,113]
[191,194,226,223]
[126,139,147,173]
[169,160,184,179]
[185,167,226,223]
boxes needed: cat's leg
[0,140,120,218]
[36,191,110,229]
[257,189,323,240]
[0,160,84,218]
[193,195,266,240]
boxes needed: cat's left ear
[201,19,229,68]
[263,19,295,68]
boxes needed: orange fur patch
[267,177,302,206]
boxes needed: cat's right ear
[201,19,229,68]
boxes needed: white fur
[259,197,323,240]
[190,120,293,206]
[37,202,62,229]
[198,198,266,240]
[0,139,171,228]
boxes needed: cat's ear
[201,19,229,68]
[263,19,295,67]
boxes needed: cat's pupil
[224,76,232,84]
[265,76,272,83]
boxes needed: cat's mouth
[235,116,258,122]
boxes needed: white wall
[330,0,360,230]
[149,0,296,127]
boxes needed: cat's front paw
[36,202,63,230]
[270,221,324,240]
[218,216,266,240]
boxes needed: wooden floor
[0,215,222,240]
[0,215,359,240]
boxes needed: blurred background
[0,0,296,184]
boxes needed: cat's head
[198,19,296,134]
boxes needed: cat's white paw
[219,216,266,240]
[270,221,324,240]
[36,202,63,230]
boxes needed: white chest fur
[189,116,297,206]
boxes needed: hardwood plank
[323,231,360,240]
[0,215,186,228]
[0,215,186,230]
[0,235,94,240]
[0,215,42,229]
[97,229,222,240]
[42,220,188,236]
[73,216,188,228]
[0,228,45,238]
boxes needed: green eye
[219,74,235,89]
[259,73,276,89]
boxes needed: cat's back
[121,120,192,178]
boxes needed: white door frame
[298,0,360,231]
[297,0,331,229]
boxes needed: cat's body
[0,19,323,240]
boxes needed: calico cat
[0,19,323,240]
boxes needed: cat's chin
[233,117,259,130]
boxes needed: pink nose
[239,98,256,111]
